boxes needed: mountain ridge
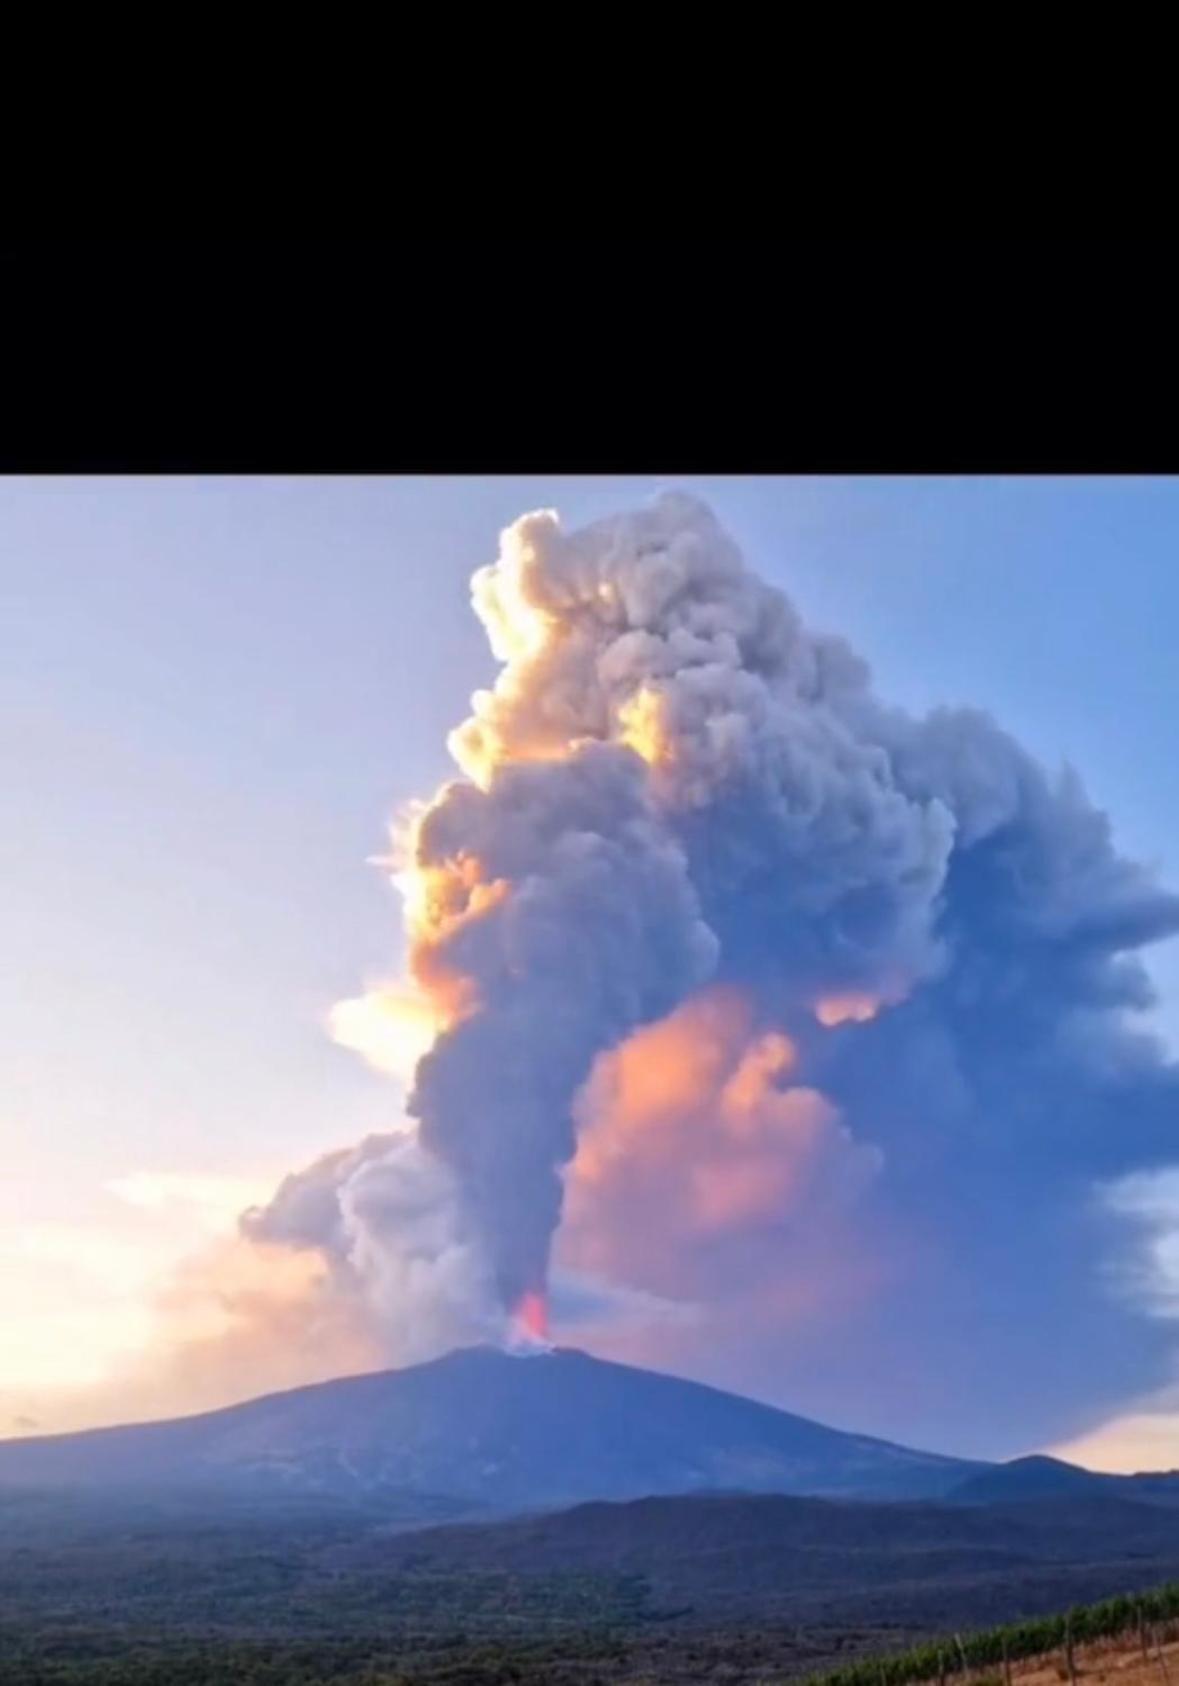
[0,1343,984,1508]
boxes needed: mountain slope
[0,1345,981,1508]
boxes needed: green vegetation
[6,1584,1179,1684]
[806,1582,1179,1686]
[6,1486,1179,1682]
[0,1624,847,1685]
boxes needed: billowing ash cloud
[406,746,717,1310]
[245,1132,492,1359]
[246,493,1179,1454]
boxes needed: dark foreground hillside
[350,1488,1179,1627]
[6,1485,1179,1683]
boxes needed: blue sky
[5,476,1179,1437]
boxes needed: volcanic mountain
[0,1346,983,1511]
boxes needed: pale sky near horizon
[6,475,1179,1465]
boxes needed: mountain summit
[0,1346,981,1509]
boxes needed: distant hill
[0,1345,981,1509]
[342,1486,1179,1625]
[951,1455,1116,1504]
[951,1454,1179,1507]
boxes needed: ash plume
[247,493,1179,1453]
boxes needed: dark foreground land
[6,1486,1179,1683]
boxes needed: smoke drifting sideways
[243,494,1179,1456]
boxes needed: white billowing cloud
[243,1130,496,1361]
[327,987,440,1084]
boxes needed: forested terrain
[6,1486,1179,1683]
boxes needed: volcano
[0,1346,982,1511]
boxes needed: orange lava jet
[511,1289,551,1348]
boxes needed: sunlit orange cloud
[617,685,673,770]
[562,988,880,1307]
[570,1233,890,1386]
[450,721,576,794]
[387,807,513,1024]
[331,826,519,1086]
[814,992,881,1028]
[447,514,582,788]
[395,836,507,946]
